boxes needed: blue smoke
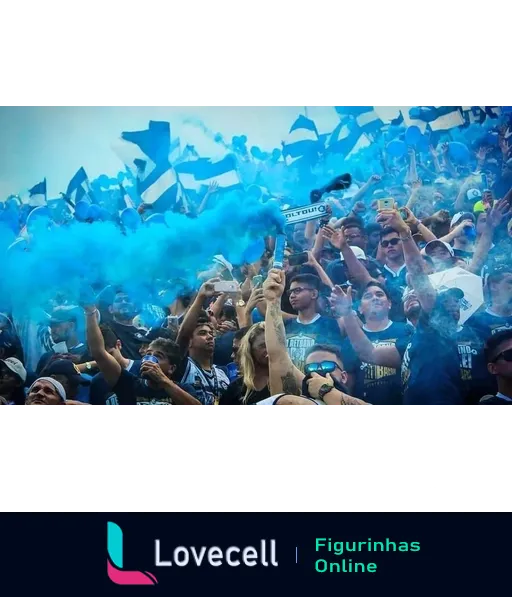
[2,193,285,313]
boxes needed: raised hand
[199,278,221,299]
[246,286,265,312]
[322,225,346,250]
[400,206,419,228]
[329,285,353,318]
[487,199,511,230]
[262,268,286,302]
[376,209,409,235]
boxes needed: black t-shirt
[395,316,463,405]
[285,315,343,371]
[343,322,413,405]
[455,325,496,404]
[219,377,271,405]
[110,368,200,405]
[467,310,512,342]
[89,360,141,405]
[109,320,147,361]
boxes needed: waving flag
[26,179,47,207]
[65,167,93,205]
[112,121,179,212]
[408,107,465,132]
[175,154,241,192]
[327,120,371,158]
[282,115,321,161]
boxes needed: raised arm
[306,251,334,288]
[84,306,122,388]
[176,278,219,353]
[322,226,372,287]
[401,206,437,243]
[329,286,401,368]
[263,269,304,396]
[469,200,510,274]
[377,209,436,313]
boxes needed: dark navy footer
[1,513,509,595]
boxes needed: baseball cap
[423,240,455,257]
[466,188,482,203]
[339,246,367,261]
[43,359,90,386]
[49,305,80,324]
[437,287,464,301]
[0,357,27,382]
[133,327,176,344]
[473,200,486,214]
[450,212,475,228]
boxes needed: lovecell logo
[107,522,158,585]
[107,521,278,585]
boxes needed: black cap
[43,359,90,386]
[133,327,176,344]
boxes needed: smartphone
[377,198,395,211]
[252,275,264,287]
[288,252,309,267]
[213,281,239,293]
[399,208,408,220]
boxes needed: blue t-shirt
[455,325,496,405]
[343,321,413,405]
[285,314,343,371]
[395,316,463,405]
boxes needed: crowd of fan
[2,117,512,405]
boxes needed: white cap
[423,240,454,257]
[0,357,27,382]
[466,188,482,202]
[450,212,475,228]
[339,246,367,261]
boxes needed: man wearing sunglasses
[262,269,368,405]
[481,329,512,403]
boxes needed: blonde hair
[238,322,266,403]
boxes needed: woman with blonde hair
[219,323,270,405]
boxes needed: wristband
[318,383,334,400]
[400,230,413,241]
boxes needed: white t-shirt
[256,394,322,405]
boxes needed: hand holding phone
[377,198,395,211]
[288,252,309,267]
[213,281,240,294]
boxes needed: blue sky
[0,106,402,198]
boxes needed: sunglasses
[493,348,512,363]
[381,238,401,248]
[304,361,341,375]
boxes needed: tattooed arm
[263,269,304,396]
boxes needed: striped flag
[175,154,242,192]
[408,107,465,132]
[65,167,93,205]
[327,119,371,158]
[112,121,179,212]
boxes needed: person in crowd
[341,282,413,404]
[469,264,512,339]
[107,289,147,361]
[261,268,368,404]
[283,273,344,371]
[438,212,477,263]
[89,324,141,405]
[176,279,230,405]
[340,217,367,251]
[220,323,270,404]
[480,329,512,404]
[365,223,382,258]
[36,306,89,374]
[40,358,91,402]
[85,304,201,405]
[422,239,458,272]
[0,357,27,405]
[25,377,68,405]
[332,208,464,404]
